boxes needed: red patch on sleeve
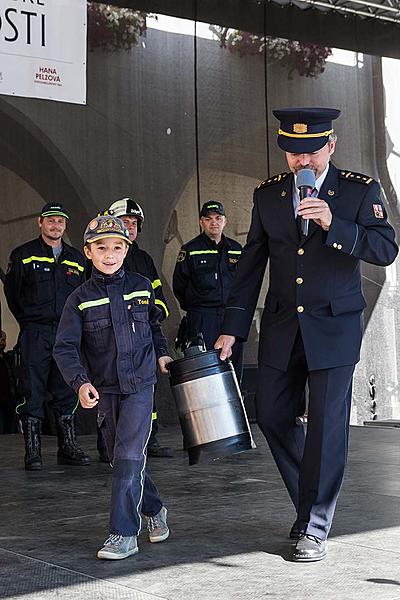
[373,204,384,219]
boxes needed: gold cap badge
[293,123,308,134]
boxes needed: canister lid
[168,349,233,385]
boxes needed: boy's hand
[78,383,99,408]
[158,356,173,374]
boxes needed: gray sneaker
[147,506,170,543]
[97,534,138,560]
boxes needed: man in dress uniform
[173,201,243,381]
[4,203,90,470]
[215,108,398,562]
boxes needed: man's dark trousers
[98,387,163,536]
[18,325,77,418]
[256,330,354,540]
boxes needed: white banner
[0,0,87,104]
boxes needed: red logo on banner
[34,66,62,87]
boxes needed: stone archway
[0,99,92,248]
[0,99,92,346]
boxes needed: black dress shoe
[292,534,327,562]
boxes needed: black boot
[20,415,42,471]
[97,427,109,463]
[147,436,174,458]
[56,415,91,466]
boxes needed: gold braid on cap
[278,128,333,139]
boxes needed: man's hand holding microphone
[297,168,332,233]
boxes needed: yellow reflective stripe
[15,398,26,415]
[155,299,169,318]
[152,412,157,421]
[152,279,162,289]
[61,260,85,272]
[228,250,241,255]
[278,128,333,139]
[123,290,151,301]
[78,297,110,311]
[22,256,55,265]
[189,250,218,255]
[72,396,80,414]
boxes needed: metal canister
[168,347,255,465]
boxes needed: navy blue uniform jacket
[173,232,242,311]
[4,236,85,329]
[53,268,168,395]
[86,241,169,320]
[222,164,398,371]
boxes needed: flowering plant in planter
[87,2,148,51]
[214,28,332,79]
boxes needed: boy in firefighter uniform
[53,215,172,560]
[106,198,172,458]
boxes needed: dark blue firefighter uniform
[100,390,162,535]
[173,232,243,380]
[86,240,169,440]
[121,242,169,446]
[4,236,85,419]
[86,241,169,320]
[53,267,168,535]
[221,164,398,540]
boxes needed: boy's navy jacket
[53,267,168,395]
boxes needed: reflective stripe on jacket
[173,232,242,311]
[4,236,85,328]
[53,268,168,395]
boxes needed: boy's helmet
[84,215,131,245]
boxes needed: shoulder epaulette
[256,172,288,189]
[339,170,375,185]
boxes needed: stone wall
[0,26,398,424]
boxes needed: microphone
[297,169,316,237]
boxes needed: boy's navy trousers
[98,387,163,536]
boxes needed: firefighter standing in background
[105,198,173,458]
[4,203,90,470]
[173,201,243,381]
